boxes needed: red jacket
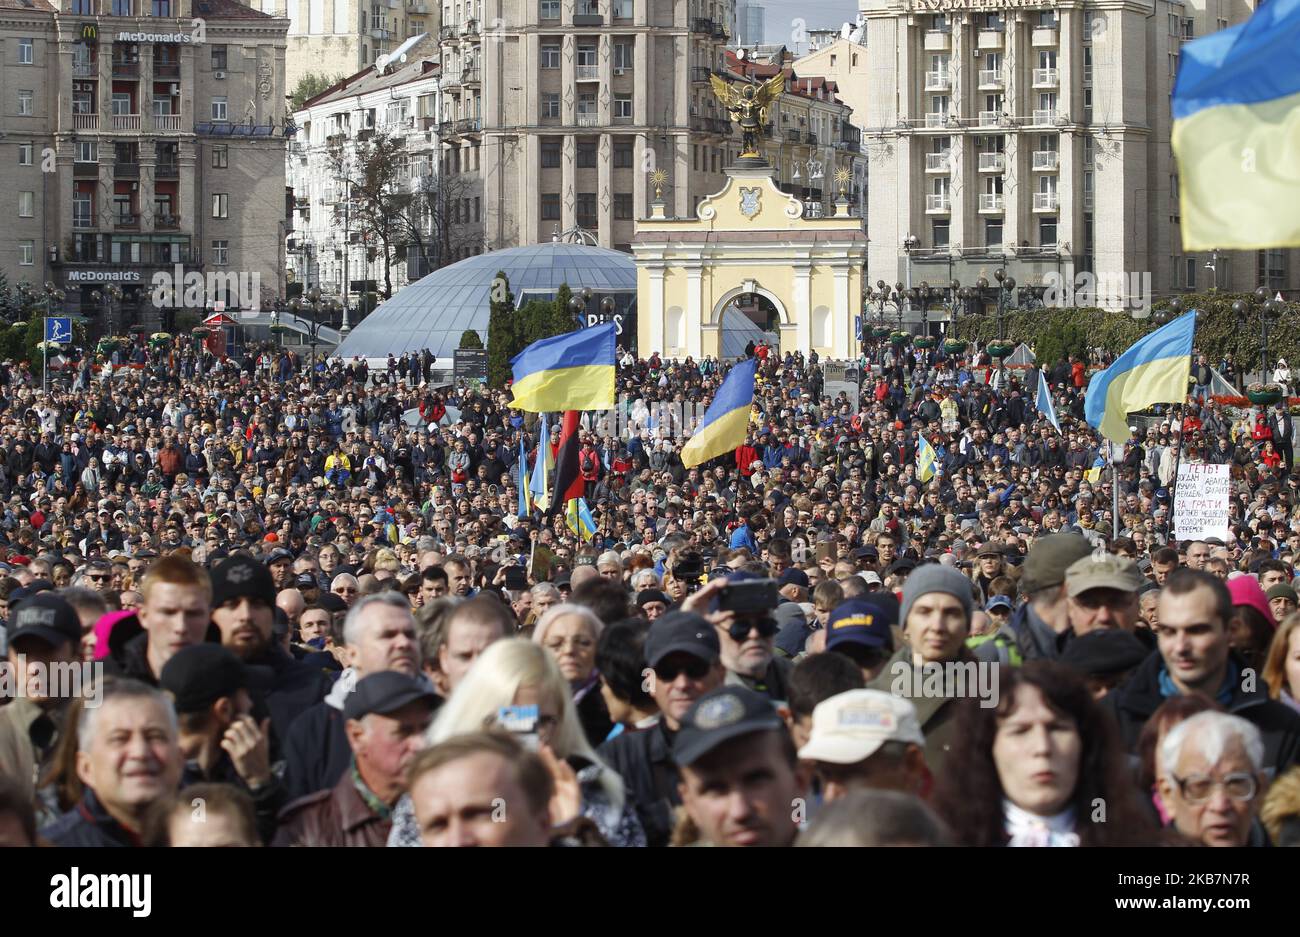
[736,444,759,475]
[1071,362,1086,388]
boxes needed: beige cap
[797,690,925,764]
[1065,552,1144,597]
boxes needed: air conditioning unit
[613,67,626,75]
[214,70,227,80]
[131,182,138,190]
[170,86,180,95]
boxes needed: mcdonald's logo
[79,23,98,42]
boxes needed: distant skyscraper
[738,2,766,45]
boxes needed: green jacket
[867,644,983,777]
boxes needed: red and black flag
[549,410,585,513]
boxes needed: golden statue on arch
[709,71,785,163]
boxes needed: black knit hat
[211,553,277,608]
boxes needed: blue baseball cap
[825,597,895,651]
[985,594,1013,612]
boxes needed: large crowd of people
[0,332,1298,849]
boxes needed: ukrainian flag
[509,322,616,412]
[917,436,938,483]
[1172,0,1300,250]
[1085,310,1197,445]
[528,416,550,512]
[566,497,597,542]
[680,358,757,469]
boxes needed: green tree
[486,270,517,388]
[289,73,345,112]
[458,329,483,349]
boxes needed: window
[613,41,633,71]
[932,220,949,248]
[985,219,1003,248]
[73,86,94,114]
[113,0,132,11]
[18,241,33,266]
[212,96,228,121]
[76,141,97,163]
[1039,216,1057,246]
[212,193,228,218]
[72,0,94,11]
[540,0,559,17]
[541,43,561,68]
[613,143,633,168]
[577,92,596,118]
[18,143,32,165]
[540,193,560,219]
[212,239,229,265]
[474,197,480,222]
[18,192,33,217]
[576,142,597,168]
[1083,10,1095,42]
[212,145,228,168]
[982,12,1002,30]
[73,188,93,226]
[614,193,632,219]
[18,91,33,116]
[540,140,561,167]
[212,45,228,69]
[542,93,560,118]
[1186,258,1197,289]
[111,93,132,115]
[931,13,949,31]
[18,39,32,65]
[1037,10,1057,27]
[614,94,632,119]
[1258,249,1287,288]
[153,0,171,14]
[576,193,597,227]
[613,0,631,16]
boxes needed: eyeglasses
[654,658,711,682]
[725,617,779,641]
[1171,772,1257,805]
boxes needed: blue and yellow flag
[1085,310,1197,445]
[917,436,938,483]
[528,416,550,512]
[1172,0,1300,250]
[566,496,597,542]
[680,358,757,469]
[517,434,530,519]
[509,322,616,412]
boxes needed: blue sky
[752,0,859,45]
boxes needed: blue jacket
[41,788,139,847]
[729,523,756,553]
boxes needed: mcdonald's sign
[79,23,97,43]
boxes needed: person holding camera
[684,571,790,703]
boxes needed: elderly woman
[1159,711,1270,847]
[387,639,645,847]
[534,604,614,748]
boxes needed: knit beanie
[899,564,975,629]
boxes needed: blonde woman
[533,604,614,747]
[386,639,645,847]
[1263,613,1300,714]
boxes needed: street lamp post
[289,286,340,388]
[902,235,919,323]
[1235,287,1284,384]
[993,268,1016,383]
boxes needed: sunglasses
[725,617,779,641]
[653,658,711,682]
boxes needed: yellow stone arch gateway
[631,164,866,362]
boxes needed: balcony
[576,64,599,80]
[156,161,179,179]
[454,117,481,133]
[461,67,480,84]
[977,69,1003,88]
[924,71,950,91]
[407,0,426,10]
[73,62,98,78]
[326,132,347,145]
[370,27,391,39]
[440,25,458,40]
[715,118,733,134]
[805,131,817,145]
[74,160,99,178]
[576,112,601,126]
[690,66,712,82]
[115,213,140,230]
[785,129,800,143]
[153,63,180,79]
[112,114,141,131]
[1032,150,1059,170]
[711,25,728,41]
[1033,67,1059,87]
[978,152,1006,172]
[1032,192,1058,211]
[978,194,1005,212]
[924,29,950,51]
[461,18,478,35]
[573,12,602,26]
[419,115,438,130]
[692,17,714,34]
[73,213,95,231]
[1032,27,1059,47]
[924,112,949,128]
[925,152,950,172]
[977,29,1003,50]
[112,60,140,78]
[73,113,100,130]
[1032,108,1059,125]
[926,194,951,213]
[153,114,182,131]
[977,110,1002,127]
[155,214,180,230]
[438,120,457,136]
[114,161,139,178]
[838,136,860,153]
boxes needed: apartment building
[267,0,440,90]
[3,0,289,324]
[287,34,445,300]
[857,0,1299,316]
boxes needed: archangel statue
[709,71,785,162]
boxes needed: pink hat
[1226,575,1277,631]
[92,609,137,662]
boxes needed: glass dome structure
[333,242,638,361]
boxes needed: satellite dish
[737,48,747,60]
[376,54,389,69]
[400,53,408,62]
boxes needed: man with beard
[209,554,332,747]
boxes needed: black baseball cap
[7,593,81,649]
[644,611,720,668]
[317,592,348,613]
[159,644,273,714]
[266,548,294,565]
[211,554,277,608]
[295,572,318,590]
[343,671,438,721]
[673,685,786,767]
